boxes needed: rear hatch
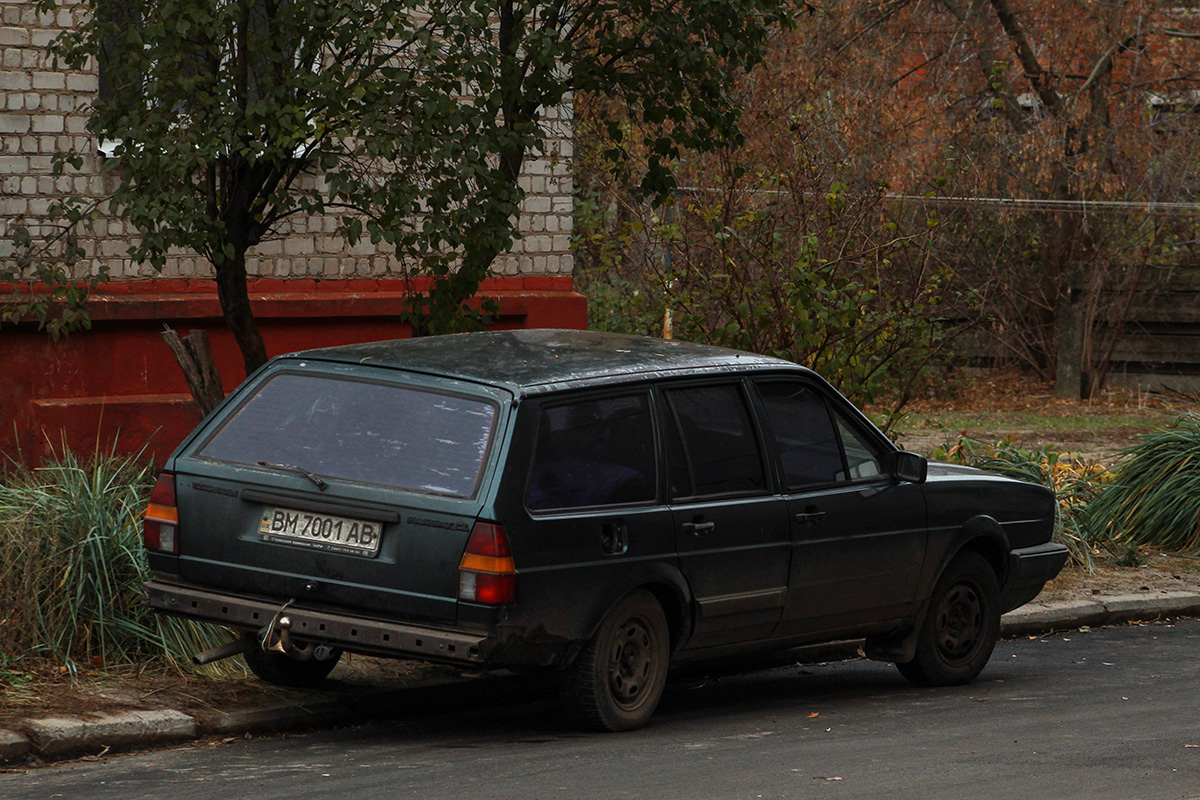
[167,358,511,626]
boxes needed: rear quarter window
[197,372,497,498]
[525,393,656,511]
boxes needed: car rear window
[197,372,497,497]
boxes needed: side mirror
[891,451,928,484]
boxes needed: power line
[675,185,1200,214]
[885,194,1200,214]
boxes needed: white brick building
[0,0,575,282]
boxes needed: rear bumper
[145,579,491,665]
[1001,542,1070,612]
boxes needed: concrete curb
[24,710,197,759]
[999,591,1200,636]
[0,730,30,763]
[3,592,1198,765]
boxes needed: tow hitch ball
[192,614,336,665]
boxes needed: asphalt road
[5,619,1200,800]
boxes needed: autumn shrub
[670,217,952,414]
[573,170,962,426]
[936,437,1112,569]
[1084,413,1200,553]
[0,447,230,673]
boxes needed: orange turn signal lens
[145,502,179,525]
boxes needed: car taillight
[144,472,180,555]
[458,521,516,605]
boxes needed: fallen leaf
[808,712,820,718]
[813,777,843,781]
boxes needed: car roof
[286,329,806,395]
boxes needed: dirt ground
[1042,554,1200,603]
[0,649,463,736]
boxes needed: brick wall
[0,0,574,281]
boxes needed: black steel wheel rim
[934,583,983,663]
[608,618,654,708]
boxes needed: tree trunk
[414,0,529,336]
[214,248,269,375]
[161,328,226,417]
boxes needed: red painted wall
[1,277,587,467]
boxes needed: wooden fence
[956,265,1200,396]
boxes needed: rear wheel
[561,590,670,732]
[897,552,1000,687]
[244,643,343,687]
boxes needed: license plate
[258,507,382,557]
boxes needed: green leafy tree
[37,0,791,375]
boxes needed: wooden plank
[1128,266,1200,293]
[1108,332,1200,363]
[1105,371,1200,394]
[1104,294,1200,324]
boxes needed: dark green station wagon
[143,329,1067,731]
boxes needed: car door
[496,389,676,645]
[661,381,791,649]
[753,379,928,637]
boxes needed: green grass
[1085,412,1200,552]
[0,446,232,674]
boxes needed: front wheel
[897,552,1000,687]
[561,590,670,732]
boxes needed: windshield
[198,372,498,498]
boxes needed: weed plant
[1085,412,1200,552]
[936,437,1111,569]
[0,446,230,674]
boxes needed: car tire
[897,552,1000,687]
[243,644,343,687]
[561,589,670,732]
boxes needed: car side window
[756,381,845,488]
[525,394,656,511]
[757,380,887,487]
[663,384,766,499]
[835,413,884,480]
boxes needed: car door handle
[601,521,628,555]
[682,521,716,535]
[794,509,827,525]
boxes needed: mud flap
[863,599,930,664]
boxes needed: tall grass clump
[936,437,1111,569]
[1085,412,1200,552]
[0,446,230,672]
